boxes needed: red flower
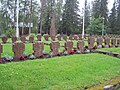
[40,55,44,58]
[57,53,61,56]
[20,56,25,60]
[70,50,75,54]
[85,46,88,48]
[93,45,97,49]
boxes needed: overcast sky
[38,0,114,11]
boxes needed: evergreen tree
[116,0,120,34]
[61,0,80,35]
[109,1,117,34]
[84,0,90,30]
[92,0,108,34]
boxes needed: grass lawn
[0,53,120,90]
[99,47,120,53]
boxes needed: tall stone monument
[50,14,56,37]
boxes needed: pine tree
[109,0,117,34]
[84,0,90,30]
[92,0,108,34]
[116,0,120,34]
[61,0,80,35]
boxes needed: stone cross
[33,41,44,58]
[57,35,62,41]
[97,37,103,47]
[20,36,26,43]
[77,40,84,53]
[2,36,8,44]
[13,42,25,61]
[37,34,42,41]
[117,38,120,46]
[78,34,82,40]
[51,36,56,41]
[69,35,73,40]
[29,36,34,43]
[74,35,78,40]
[88,37,95,49]
[0,43,3,59]
[65,41,73,54]
[63,35,67,41]
[104,37,110,47]
[12,37,17,43]
[50,41,60,55]
[111,38,116,46]
[44,34,49,41]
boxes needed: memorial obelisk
[50,0,56,37]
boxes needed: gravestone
[50,14,56,37]
[63,35,67,41]
[74,35,78,40]
[104,37,110,47]
[2,36,8,44]
[111,38,116,46]
[12,37,17,43]
[33,41,44,58]
[29,36,34,43]
[97,37,103,48]
[51,36,56,41]
[0,43,3,59]
[78,34,82,40]
[13,42,25,61]
[44,34,49,41]
[50,41,60,55]
[57,35,62,41]
[88,37,95,49]
[117,38,120,46]
[69,35,73,40]
[37,34,42,41]
[77,40,84,53]
[20,36,26,43]
[65,41,73,54]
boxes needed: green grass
[99,47,120,53]
[0,54,120,90]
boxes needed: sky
[38,0,114,11]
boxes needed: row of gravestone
[88,37,120,48]
[0,41,84,61]
[1,35,120,44]
[1,35,82,43]
[0,37,120,61]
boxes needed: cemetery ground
[0,37,120,90]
